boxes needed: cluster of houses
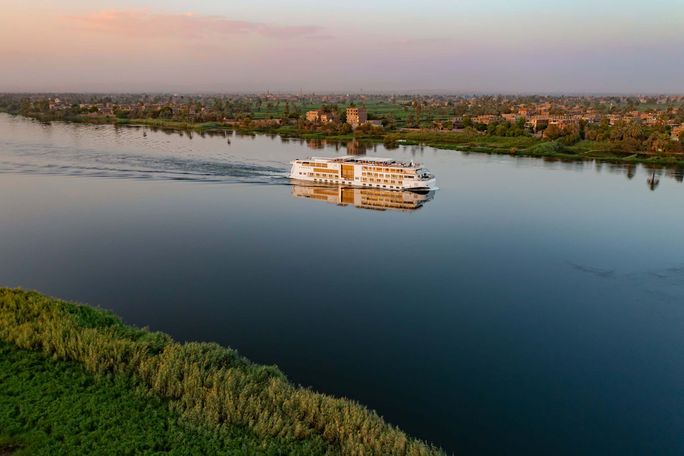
[306,107,383,129]
[48,98,180,118]
[468,104,684,139]
[673,124,684,141]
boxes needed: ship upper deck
[297,155,420,169]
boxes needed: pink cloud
[64,9,324,40]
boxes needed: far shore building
[547,116,579,130]
[320,112,337,123]
[672,125,684,141]
[518,106,536,118]
[346,107,368,128]
[306,110,338,124]
[306,110,321,122]
[501,113,521,123]
[473,115,498,125]
[526,115,549,132]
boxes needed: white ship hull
[289,156,437,192]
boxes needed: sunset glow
[1,0,683,92]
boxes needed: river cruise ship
[289,156,437,192]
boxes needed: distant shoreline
[5,112,684,167]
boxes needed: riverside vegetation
[0,288,442,455]
[0,342,313,455]
[2,93,684,167]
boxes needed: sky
[1,0,683,93]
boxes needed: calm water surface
[1,113,683,455]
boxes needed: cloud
[63,9,324,40]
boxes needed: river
[1,113,683,455]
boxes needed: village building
[580,113,601,123]
[607,114,623,126]
[320,112,338,123]
[473,115,498,125]
[346,107,368,128]
[306,110,322,122]
[518,106,536,118]
[501,113,521,123]
[306,110,338,124]
[48,98,65,110]
[548,118,579,130]
[525,115,549,132]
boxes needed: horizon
[3,91,684,97]
[2,0,683,93]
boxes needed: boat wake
[0,142,289,184]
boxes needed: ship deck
[300,155,420,168]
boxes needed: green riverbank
[0,288,442,456]
[0,342,319,455]
[114,118,684,165]
[383,131,684,166]
[7,113,684,167]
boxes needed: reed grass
[0,288,442,456]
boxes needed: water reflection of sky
[1,114,683,455]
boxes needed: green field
[249,99,436,126]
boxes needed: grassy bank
[0,289,441,455]
[0,342,318,455]
[387,131,684,166]
[116,118,228,131]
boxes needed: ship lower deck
[289,176,436,192]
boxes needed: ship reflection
[291,184,434,212]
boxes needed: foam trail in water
[0,142,288,184]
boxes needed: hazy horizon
[2,90,684,97]
[2,0,683,93]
